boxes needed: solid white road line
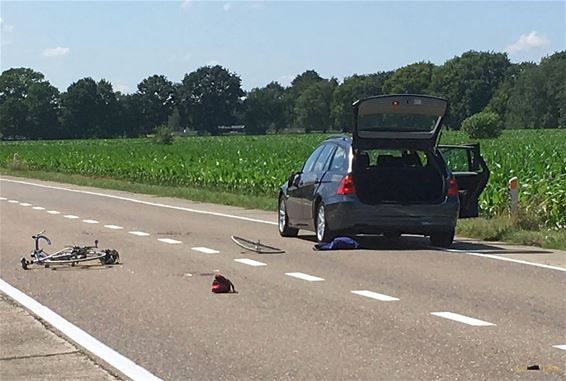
[553,345,566,351]
[438,248,566,272]
[82,219,99,224]
[129,231,150,237]
[351,290,399,301]
[1,179,277,226]
[192,247,219,254]
[32,206,45,210]
[19,202,32,207]
[8,200,18,203]
[158,238,182,244]
[0,279,162,381]
[234,258,267,267]
[285,272,325,282]
[0,197,6,200]
[104,225,123,230]
[431,312,495,327]
[47,210,60,214]
[64,215,80,219]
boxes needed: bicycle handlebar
[33,232,51,251]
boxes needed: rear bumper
[325,197,458,235]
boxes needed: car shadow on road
[297,234,554,254]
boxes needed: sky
[0,1,564,93]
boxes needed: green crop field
[1,129,565,229]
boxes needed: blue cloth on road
[313,236,359,250]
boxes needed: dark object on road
[231,235,285,254]
[278,94,489,248]
[21,231,120,270]
[313,236,360,251]
[527,365,540,370]
[211,273,237,293]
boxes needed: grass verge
[2,168,564,251]
[457,216,566,251]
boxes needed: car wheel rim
[278,200,286,232]
[317,205,325,241]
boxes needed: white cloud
[505,31,550,54]
[43,47,70,57]
[0,18,14,33]
[223,3,232,11]
[180,0,193,10]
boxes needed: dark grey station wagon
[278,94,489,247]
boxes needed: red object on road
[211,273,236,293]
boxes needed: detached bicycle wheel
[231,236,285,254]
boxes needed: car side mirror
[288,171,301,188]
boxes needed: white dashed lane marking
[285,272,325,282]
[82,219,99,224]
[32,206,45,210]
[104,225,123,230]
[553,345,566,351]
[192,247,219,254]
[47,210,60,215]
[8,200,18,203]
[64,215,80,219]
[0,197,6,200]
[129,231,150,237]
[351,290,400,301]
[158,238,182,244]
[19,202,32,207]
[234,258,267,267]
[431,312,495,327]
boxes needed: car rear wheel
[315,203,335,243]
[430,229,455,248]
[278,196,298,237]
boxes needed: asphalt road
[1,176,565,380]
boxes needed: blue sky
[1,1,564,93]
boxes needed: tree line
[0,50,564,140]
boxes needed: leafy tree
[136,75,176,134]
[331,72,391,132]
[60,78,120,138]
[461,111,503,139]
[0,68,61,139]
[244,82,288,134]
[505,51,565,129]
[430,51,510,129]
[383,62,434,94]
[178,65,244,135]
[153,124,174,144]
[294,79,337,133]
[483,62,535,120]
[116,93,143,137]
[167,107,182,132]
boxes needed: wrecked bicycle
[20,231,120,270]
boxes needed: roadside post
[508,177,519,215]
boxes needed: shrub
[153,125,174,145]
[461,111,503,139]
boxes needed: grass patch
[457,216,566,251]
[0,168,276,211]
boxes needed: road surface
[1,176,565,380]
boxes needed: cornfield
[1,130,564,229]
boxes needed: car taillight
[337,174,356,195]
[447,176,459,196]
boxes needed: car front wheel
[278,196,298,237]
[315,203,335,243]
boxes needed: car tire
[315,203,336,243]
[278,196,298,237]
[430,229,455,248]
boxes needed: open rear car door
[439,143,489,218]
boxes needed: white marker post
[508,177,518,215]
